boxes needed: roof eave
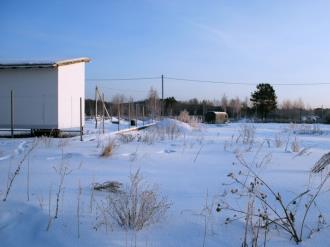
[0,57,91,69]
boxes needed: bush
[178,110,190,123]
[218,151,330,245]
[100,139,117,157]
[106,169,171,231]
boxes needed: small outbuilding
[0,58,90,131]
[204,111,228,124]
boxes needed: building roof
[0,57,91,69]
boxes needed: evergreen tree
[250,83,277,120]
[164,97,177,116]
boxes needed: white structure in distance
[0,57,90,131]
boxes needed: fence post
[128,102,131,128]
[118,103,120,131]
[10,90,14,138]
[102,93,105,134]
[135,103,138,127]
[142,105,145,126]
[161,74,164,117]
[80,97,83,141]
[95,86,98,129]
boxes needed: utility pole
[161,74,164,117]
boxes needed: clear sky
[2,0,330,107]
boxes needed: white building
[0,58,90,130]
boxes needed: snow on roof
[0,57,91,69]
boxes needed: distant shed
[205,111,228,124]
[0,58,90,130]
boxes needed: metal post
[118,103,120,131]
[142,105,145,126]
[80,97,83,141]
[95,86,98,129]
[10,90,14,138]
[153,96,156,122]
[135,103,138,127]
[128,102,131,128]
[161,74,164,117]
[102,93,105,134]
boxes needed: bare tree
[147,87,160,120]
[112,94,125,119]
[281,99,293,110]
[221,94,228,112]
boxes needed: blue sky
[2,0,330,107]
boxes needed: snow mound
[154,118,193,133]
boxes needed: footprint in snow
[47,152,82,160]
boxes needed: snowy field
[1,119,330,247]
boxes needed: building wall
[0,68,58,128]
[57,63,85,129]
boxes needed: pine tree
[250,83,277,120]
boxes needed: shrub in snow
[288,123,323,136]
[178,110,190,123]
[138,119,191,143]
[105,169,171,231]
[311,152,330,173]
[274,134,283,148]
[100,139,117,157]
[291,137,300,153]
[93,181,123,193]
[117,133,135,144]
[233,124,255,152]
[217,150,330,245]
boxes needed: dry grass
[294,124,323,135]
[38,136,53,148]
[274,134,283,148]
[311,152,330,173]
[291,136,300,152]
[93,181,123,193]
[117,133,136,143]
[100,139,117,157]
[138,122,183,144]
[218,147,330,245]
[105,169,171,231]
[178,110,190,123]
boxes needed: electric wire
[87,75,330,86]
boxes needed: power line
[86,76,160,81]
[165,76,255,85]
[96,85,146,93]
[164,76,330,86]
[86,75,330,86]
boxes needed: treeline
[85,89,330,124]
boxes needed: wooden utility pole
[10,90,14,138]
[96,88,111,120]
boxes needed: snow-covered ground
[1,119,330,247]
